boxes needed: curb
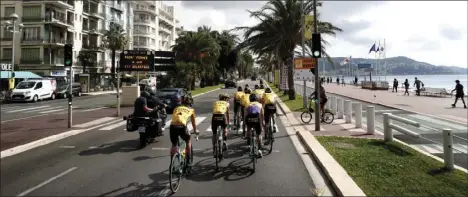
[298,81,467,125]
[264,80,366,197]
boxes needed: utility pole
[313,0,320,131]
[301,0,307,108]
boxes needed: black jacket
[147,96,165,109]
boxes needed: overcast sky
[164,1,467,68]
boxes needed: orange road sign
[294,58,316,69]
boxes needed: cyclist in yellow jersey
[261,88,278,145]
[170,96,199,166]
[233,87,244,129]
[241,88,252,137]
[211,93,231,157]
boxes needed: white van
[11,79,56,102]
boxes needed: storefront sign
[1,63,12,71]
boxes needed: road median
[266,80,468,197]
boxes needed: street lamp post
[5,13,23,90]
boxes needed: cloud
[334,20,374,46]
[439,25,463,41]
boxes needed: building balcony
[110,2,124,12]
[43,38,67,47]
[1,37,13,42]
[134,18,155,25]
[45,16,73,28]
[21,37,43,45]
[35,0,75,10]
[89,11,104,20]
[109,18,125,25]
[22,17,44,23]
[89,28,104,35]
[158,16,174,27]
[82,44,105,52]
[134,30,153,36]
[20,58,43,65]
[44,57,64,66]
[134,6,156,15]
[159,26,172,35]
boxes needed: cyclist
[241,88,252,137]
[261,88,277,144]
[259,84,265,89]
[244,94,264,158]
[211,93,231,156]
[310,83,328,120]
[169,96,199,167]
[233,86,245,129]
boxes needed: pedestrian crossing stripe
[6,105,51,113]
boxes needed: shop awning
[0,71,42,79]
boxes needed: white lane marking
[1,113,51,123]
[454,144,468,154]
[439,115,468,124]
[24,106,63,113]
[81,107,108,112]
[192,88,221,98]
[59,146,75,149]
[16,167,78,197]
[411,144,443,154]
[206,127,212,132]
[73,117,116,128]
[1,118,120,158]
[89,146,98,149]
[7,105,51,113]
[99,120,126,130]
[187,117,206,131]
[409,114,467,131]
[39,109,65,114]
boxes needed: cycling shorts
[246,113,262,134]
[264,104,276,124]
[211,114,227,135]
[169,125,190,145]
[234,100,241,114]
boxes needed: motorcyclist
[133,91,164,136]
[148,90,168,132]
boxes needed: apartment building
[0,0,134,76]
[133,1,178,51]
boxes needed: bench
[419,87,450,97]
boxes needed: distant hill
[319,56,467,75]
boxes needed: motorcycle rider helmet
[265,88,272,93]
[140,91,151,99]
[219,93,230,100]
[237,86,243,91]
[249,93,259,102]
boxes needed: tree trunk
[110,49,116,87]
[287,54,296,100]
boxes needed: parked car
[154,88,191,111]
[11,79,56,102]
[56,82,82,99]
[224,79,237,88]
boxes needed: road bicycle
[301,97,334,124]
[265,115,275,154]
[247,121,260,172]
[233,109,243,135]
[214,124,230,170]
[169,132,199,193]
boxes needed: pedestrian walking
[451,80,466,108]
[414,77,422,96]
[354,76,358,86]
[392,78,399,92]
[336,77,340,85]
[341,77,345,86]
[404,79,410,96]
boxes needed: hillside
[320,56,467,75]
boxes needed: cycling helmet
[245,84,249,87]
[182,95,193,106]
[260,80,264,84]
[219,93,230,100]
[237,86,243,91]
[249,94,259,102]
[254,84,259,89]
[265,88,272,93]
[260,84,265,89]
[140,91,151,99]
[244,88,251,94]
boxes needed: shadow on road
[78,139,141,156]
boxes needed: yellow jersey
[262,93,275,105]
[234,91,245,101]
[253,89,264,96]
[213,101,229,114]
[171,105,195,126]
[241,93,250,106]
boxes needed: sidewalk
[303,81,468,122]
[83,90,120,96]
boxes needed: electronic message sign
[119,50,155,72]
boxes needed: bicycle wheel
[169,153,182,193]
[268,118,274,154]
[251,129,257,172]
[323,112,334,124]
[301,111,313,123]
[185,144,193,175]
[214,126,220,169]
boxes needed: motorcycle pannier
[126,119,138,132]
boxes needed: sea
[335,74,468,94]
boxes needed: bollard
[366,106,375,134]
[331,97,337,114]
[383,113,393,142]
[327,96,332,109]
[337,98,344,119]
[353,102,362,128]
[344,100,352,123]
[442,129,454,171]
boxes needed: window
[22,6,41,18]
[2,27,13,39]
[2,48,12,59]
[75,33,77,40]
[22,27,40,40]
[79,33,81,40]
[75,13,77,21]
[21,48,40,60]
[80,15,82,22]
[4,7,15,17]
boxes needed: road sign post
[64,44,73,128]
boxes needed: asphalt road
[0,94,116,122]
[297,81,468,170]
[1,80,332,196]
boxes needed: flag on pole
[340,56,351,66]
[368,43,376,54]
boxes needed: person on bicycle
[259,84,265,89]
[310,83,328,118]
[253,85,263,96]
[234,86,245,128]
[261,88,277,144]
[169,96,199,166]
[241,88,252,136]
[211,93,231,157]
[244,94,264,158]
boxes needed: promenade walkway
[303,81,468,123]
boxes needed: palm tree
[236,0,342,99]
[77,51,93,73]
[101,22,128,83]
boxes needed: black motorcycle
[123,106,167,148]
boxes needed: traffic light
[312,33,322,58]
[11,72,15,78]
[64,44,73,67]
